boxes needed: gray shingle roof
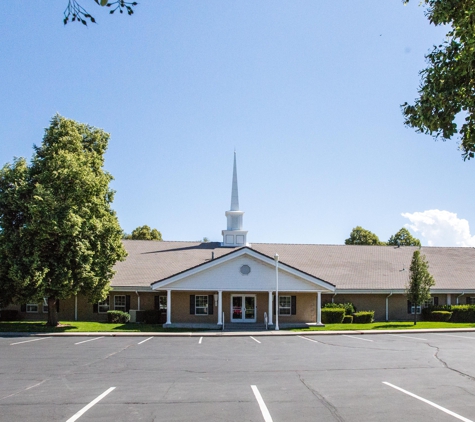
[111,240,475,291]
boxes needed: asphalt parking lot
[1,332,475,421]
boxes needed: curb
[2,327,475,338]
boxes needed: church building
[7,154,475,327]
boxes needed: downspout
[332,293,337,303]
[74,294,78,321]
[135,291,140,311]
[457,292,465,305]
[385,292,393,322]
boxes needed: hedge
[321,308,345,324]
[450,305,475,323]
[107,310,130,323]
[352,311,374,324]
[0,310,20,321]
[430,311,452,322]
[323,302,356,315]
[343,315,353,324]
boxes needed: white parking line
[435,334,475,340]
[10,337,51,346]
[390,334,427,341]
[383,382,473,422]
[66,387,116,422]
[298,335,320,344]
[343,335,373,342]
[199,337,203,344]
[137,337,153,345]
[251,385,273,422]
[250,336,261,344]
[74,337,104,345]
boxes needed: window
[410,305,422,314]
[467,297,475,305]
[159,296,167,310]
[279,296,291,316]
[423,298,434,308]
[195,295,208,315]
[98,297,110,313]
[114,295,126,312]
[26,303,38,313]
[43,298,48,313]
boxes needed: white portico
[151,247,335,327]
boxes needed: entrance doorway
[231,295,256,323]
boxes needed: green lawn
[294,321,475,331]
[1,320,475,333]
[0,321,204,333]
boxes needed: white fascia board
[336,289,475,295]
[151,247,335,292]
[110,286,154,292]
[153,288,332,293]
[335,289,406,294]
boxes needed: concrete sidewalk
[2,327,475,337]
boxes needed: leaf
[101,0,108,5]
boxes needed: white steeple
[222,152,248,247]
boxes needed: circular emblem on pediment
[240,264,251,275]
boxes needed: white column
[268,291,273,325]
[317,292,322,325]
[74,295,78,321]
[447,293,451,306]
[166,289,172,325]
[137,292,141,311]
[217,290,223,325]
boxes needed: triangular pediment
[151,247,335,292]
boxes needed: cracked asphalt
[1,332,475,421]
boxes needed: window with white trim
[195,295,208,315]
[410,305,422,314]
[159,296,167,310]
[43,298,48,313]
[26,303,38,313]
[114,295,126,312]
[98,297,110,313]
[423,298,434,308]
[279,296,291,316]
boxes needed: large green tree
[402,0,475,160]
[345,226,385,245]
[387,227,421,247]
[123,225,162,241]
[406,250,435,325]
[0,115,127,326]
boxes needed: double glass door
[231,295,256,322]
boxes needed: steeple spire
[230,151,239,211]
[222,152,248,247]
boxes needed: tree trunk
[47,297,58,327]
[414,303,417,326]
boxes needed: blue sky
[1,1,474,246]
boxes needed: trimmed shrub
[422,304,451,321]
[107,310,130,323]
[353,311,374,324]
[143,310,161,324]
[0,310,20,321]
[323,302,356,315]
[430,311,452,322]
[321,308,345,324]
[343,315,353,324]
[450,305,475,323]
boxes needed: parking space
[1,333,475,421]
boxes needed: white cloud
[401,210,475,247]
